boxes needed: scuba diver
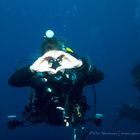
[131,62,140,101]
[7,30,104,140]
[131,62,140,91]
[113,103,140,125]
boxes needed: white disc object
[45,30,54,38]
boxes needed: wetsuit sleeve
[77,58,104,85]
[8,67,35,87]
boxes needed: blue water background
[0,0,140,140]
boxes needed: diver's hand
[55,60,82,73]
[57,52,83,70]
[30,56,57,74]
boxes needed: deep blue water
[0,0,140,140]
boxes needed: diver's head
[41,30,60,54]
[41,30,67,55]
[41,30,73,55]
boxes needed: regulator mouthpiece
[45,30,54,38]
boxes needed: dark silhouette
[113,103,140,125]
